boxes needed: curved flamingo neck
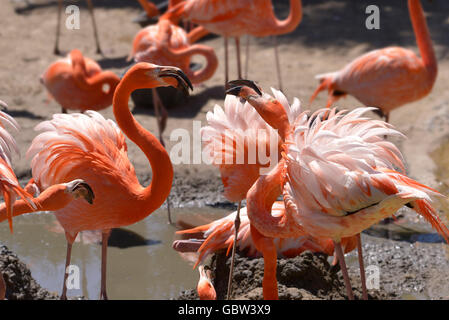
[170,45,218,84]
[112,74,173,213]
[246,159,302,238]
[409,0,437,79]
[0,185,75,223]
[270,0,302,35]
[243,91,291,141]
[70,50,119,97]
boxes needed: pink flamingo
[129,18,217,147]
[162,0,302,87]
[197,265,217,300]
[41,49,120,114]
[310,0,436,123]
[0,64,192,299]
[200,85,302,298]
[226,80,449,300]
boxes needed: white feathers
[27,111,127,189]
[0,103,20,167]
[202,88,302,167]
[285,107,409,217]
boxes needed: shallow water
[0,206,228,300]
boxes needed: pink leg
[356,234,368,300]
[333,240,354,300]
[86,0,103,55]
[54,0,63,55]
[244,35,250,79]
[60,235,75,300]
[273,36,283,91]
[226,201,241,300]
[100,229,111,300]
[224,37,229,86]
[235,37,242,80]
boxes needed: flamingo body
[41,51,120,112]
[310,0,437,119]
[26,112,148,237]
[165,0,302,38]
[130,19,218,85]
[177,202,357,267]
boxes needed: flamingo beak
[67,179,95,205]
[159,67,193,96]
[226,79,262,96]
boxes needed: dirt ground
[2,0,449,299]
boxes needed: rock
[0,244,58,300]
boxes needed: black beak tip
[225,79,262,96]
[225,86,243,97]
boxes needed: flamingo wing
[283,107,447,240]
[0,104,35,231]
[201,89,301,201]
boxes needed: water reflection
[0,207,228,299]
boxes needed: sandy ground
[2,0,449,299]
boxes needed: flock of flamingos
[0,0,446,301]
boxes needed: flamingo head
[123,63,193,96]
[65,179,95,205]
[226,79,291,140]
[197,265,216,300]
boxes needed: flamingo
[0,100,39,300]
[197,265,217,300]
[173,202,358,268]
[162,0,302,88]
[54,0,102,55]
[0,63,192,299]
[226,80,449,300]
[129,18,217,147]
[41,49,120,114]
[200,86,303,298]
[310,0,437,123]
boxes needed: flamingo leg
[333,240,354,300]
[356,233,368,300]
[384,112,390,123]
[151,88,172,224]
[251,225,278,300]
[273,36,283,91]
[60,239,74,300]
[54,0,63,55]
[224,37,229,86]
[226,201,241,300]
[235,37,242,80]
[100,229,111,300]
[0,272,5,300]
[86,0,103,55]
[244,35,250,79]
[61,107,67,114]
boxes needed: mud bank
[178,233,449,300]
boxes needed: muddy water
[0,207,228,300]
